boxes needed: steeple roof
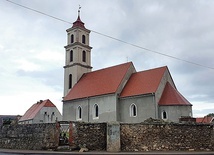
[72,10,86,29]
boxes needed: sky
[0,0,214,117]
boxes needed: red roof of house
[64,62,133,101]
[159,82,192,106]
[196,116,214,123]
[120,66,167,97]
[19,99,56,121]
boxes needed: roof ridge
[89,62,133,74]
[137,66,167,73]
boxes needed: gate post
[107,122,120,152]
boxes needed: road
[0,149,214,155]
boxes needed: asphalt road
[0,149,214,155]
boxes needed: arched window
[77,106,82,120]
[94,104,99,118]
[70,50,73,62]
[162,111,167,119]
[82,51,86,62]
[71,34,74,43]
[69,74,72,89]
[82,35,86,44]
[51,112,55,122]
[130,104,137,117]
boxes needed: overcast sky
[1,0,214,117]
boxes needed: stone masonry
[0,121,213,152]
[70,122,107,151]
[121,122,214,151]
[0,123,59,150]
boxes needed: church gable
[64,62,135,101]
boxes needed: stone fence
[0,123,59,150]
[121,123,214,151]
[70,122,107,150]
[0,121,213,152]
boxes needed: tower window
[70,50,73,62]
[162,111,167,119]
[69,74,72,89]
[71,34,74,43]
[93,104,99,119]
[77,106,82,120]
[130,103,137,117]
[82,35,86,44]
[82,51,86,62]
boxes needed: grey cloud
[16,68,63,91]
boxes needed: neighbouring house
[62,10,192,123]
[196,116,214,124]
[0,115,21,126]
[19,99,62,124]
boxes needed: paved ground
[0,149,214,155]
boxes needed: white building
[19,99,62,124]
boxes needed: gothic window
[82,51,86,62]
[69,74,72,89]
[82,35,86,44]
[70,50,73,62]
[130,104,137,117]
[94,104,99,118]
[162,111,167,119]
[77,106,82,120]
[71,34,74,43]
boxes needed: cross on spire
[78,5,81,16]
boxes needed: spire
[72,5,85,29]
[78,5,81,17]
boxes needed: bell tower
[63,9,92,96]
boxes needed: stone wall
[121,123,214,152]
[0,121,213,152]
[70,122,107,150]
[0,123,59,150]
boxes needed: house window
[130,103,137,117]
[77,106,82,120]
[82,35,86,44]
[70,50,73,62]
[71,34,74,43]
[162,111,167,119]
[82,51,86,62]
[93,104,99,119]
[69,74,72,89]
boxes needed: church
[62,11,192,123]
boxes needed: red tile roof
[196,116,214,123]
[19,99,56,121]
[159,82,192,106]
[120,66,167,97]
[64,62,133,101]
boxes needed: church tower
[63,9,92,96]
